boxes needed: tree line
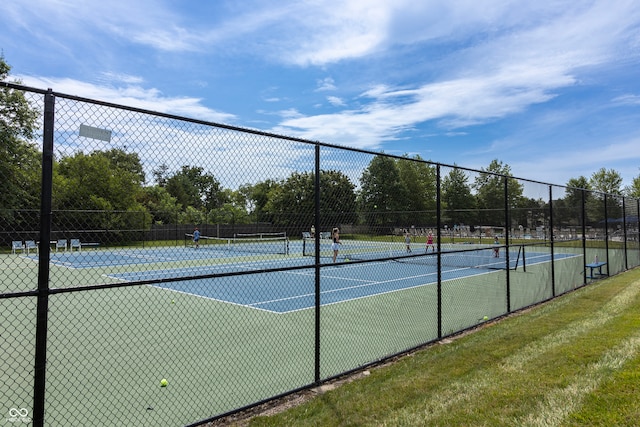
[2,55,640,238]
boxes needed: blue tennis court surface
[28,246,288,269]
[107,250,578,313]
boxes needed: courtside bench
[70,239,100,251]
[585,261,607,279]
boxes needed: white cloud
[273,0,640,148]
[316,77,336,91]
[327,96,346,107]
[612,94,640,106]
[17,75,236,124]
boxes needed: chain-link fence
[1,82,639,426]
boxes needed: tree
[473,160,524,227]
[54,149,150,234]
[565,177,591,205]
[139,185,180,225]
[263,172,313,228]
[208,188,250,226]
[358,155,408,227]
[0,55,41,224]
[319,170,357,227]
[55,149,143,211]
[103,149,145,185]
[165,166,223,211]
[396,155,437,225]
[263,170,356,229]
[442,167,476,227]
[624,173,640,198]
[588,168,624,223]
[152,163,170,187]
[589,168,623,196]
[239,179,280,224]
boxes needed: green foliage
[263,170,356,228]
[473,159,524,226]
[49,148,153,238]
[139,186,180,224]
[442,166,476,226]
[396,154,437,225]
[358,155,408,226]
[0,55,41,221]
[165,165,223,211]
[624,173,640,198]
[590,167,623,196]
[55,150,142,211]
[239,179,280,223]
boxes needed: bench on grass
[585,261,607,279]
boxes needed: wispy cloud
[612,94,640,106]
[273,0,640,143]
[327,96,346,107]
[18,75,236,124]
[316,77,337,92]
[2,0,639,187]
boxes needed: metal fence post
[314,144,321,384]
[436,165,442,339]
[582,189,587,285]
[33,89,55,427]
[504,176,511,313]
[604,194,609,275]
[549,185,556,297]
[622,197,628,271]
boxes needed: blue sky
[1,0,640,191]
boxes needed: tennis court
[2,238,581,425]
[30,242,575,313]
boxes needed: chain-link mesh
[1,82,639,425]
[625,199,640,269]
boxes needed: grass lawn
[238,266,640,426]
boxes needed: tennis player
[493,236,500,257]
[193,227,200,248]
[332,227,341,262]
[426,231,434,252]
[405,232,412,252]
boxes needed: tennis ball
[374,205,377,208]
[483,316,489,321]
[160,378,168,387]
[171,300,175,304]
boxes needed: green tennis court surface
[0,243,581,425]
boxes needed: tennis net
[186,233,289,255]
[302,238,524,270]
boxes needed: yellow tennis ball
[160,379,168,387]
[483,316,489,321]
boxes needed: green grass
[246,267,640,427]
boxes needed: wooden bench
[585,261,607,279]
